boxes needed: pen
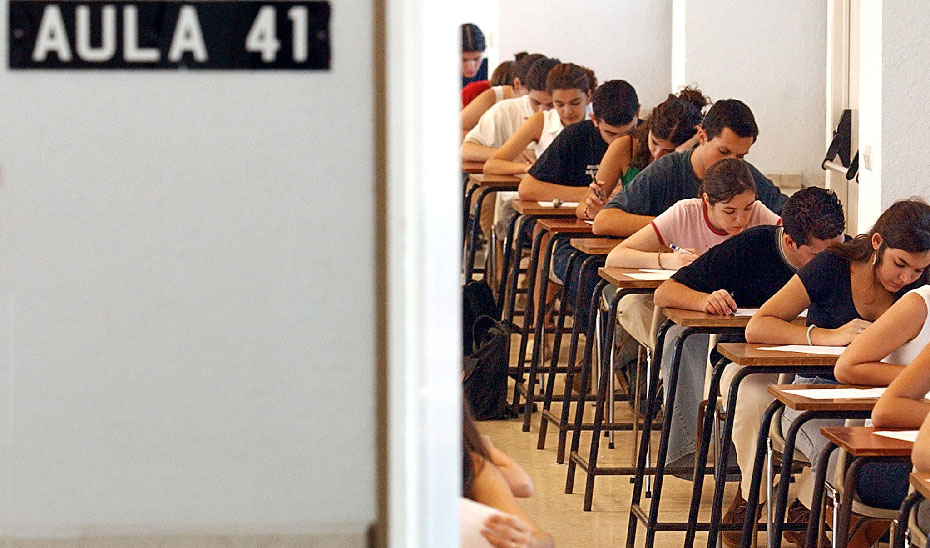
[669,243,695,255]
[592,186,603,201]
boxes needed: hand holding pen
[702,288,738,316]
[666,243,699,269]
[583,180,607,219]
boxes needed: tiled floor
[476,333,742,548]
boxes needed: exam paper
[460,498,506,548]
[538,201,580,208]
[734,308,808,318]
[873,430,919,443]
[757,344,846,356]
[625,270,675,280]
[782,387,886,400]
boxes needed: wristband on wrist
[657,252,665,269]
[806,324,817,345]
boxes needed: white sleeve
[463,106,502,147]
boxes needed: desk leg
[625,319,671,548]
[580,286,625,511]
[553,257,602,461]
[565,279,608,492]
[512,227,545,413]
[538,249,583,450]
[737,399,783,548]
[805,441,838,548]
[500,213,521,321]
[894,492,924,548]
[523,232,563,431]
[684,356,728,548]
[465,186,494,281]
[530,245,579,436]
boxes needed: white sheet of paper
[782,387,887,400]
[625,270,675,280]
[460,498,505,548]
[757,344,846,356]
[537,201,580,208]
[733,308,807,317]
[873,430,919,443]
[583,219,594,225]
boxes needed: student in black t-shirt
[593,99,788,238]
[517,79,640,201]
[515,79,640,319]
[651,187,846,548]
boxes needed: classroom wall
[0,1,375,545]
[857,0,930,231]
[498,0,673,112]
[677,0,827,188]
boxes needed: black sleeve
[527,127,576,184]
[749,164,788,214]
[671,237,742,293]
[797,251,842,304]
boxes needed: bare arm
[744,275,872,345]
[591,207,654,237]
[834,292,925,385]
[913,411,930,472]
[518,173,589,202]
[483,113,544,176]
[470,455,553,548]
[604,224,696,270]
[461,88,500,136]
[594,135,633,197]
[653,278,737,315]
[870,342,930,428]
[482,435,534,498]
[461,141,499,163]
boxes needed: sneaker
[784,499,831,548]
[721,486,748,548]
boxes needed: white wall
[857,0,930,231]
[498,0,673,113]
[678,0,827,188]
[0,0,375,541]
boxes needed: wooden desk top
[570,237,621,255]
[468,173,522,186]
[597,266,667,289]
[820,426,914,457]
[536,218,594,235]
[663,308,753,329]
[513,199,579,217]
[716,343,840,367]
[767,384,880,411]
[462,160,485,174]
[910,472,930,499]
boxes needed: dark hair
[489,61,513,87]
[781,187,846,246]
[829,198,930,287]
[461,23,485,53]
[701,159,755,204]
[545,63,597,94]
[631,87,709,170]
[524,57,561,92]
[591,80,639,126]
[511,53,546,86]
[702,99,759,142]
[462,400,491,499]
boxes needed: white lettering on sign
[76,5,116,61]
[245,6,280,62]
[32,5,72,62]
[167,5,208,62]
[123,6,160,62]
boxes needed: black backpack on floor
[462,280,514,420]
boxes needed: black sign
[9,1,330,69]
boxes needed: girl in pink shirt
[605,158,781,269]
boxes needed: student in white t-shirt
[605,157,780,269]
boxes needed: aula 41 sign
[9,1,331,69]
